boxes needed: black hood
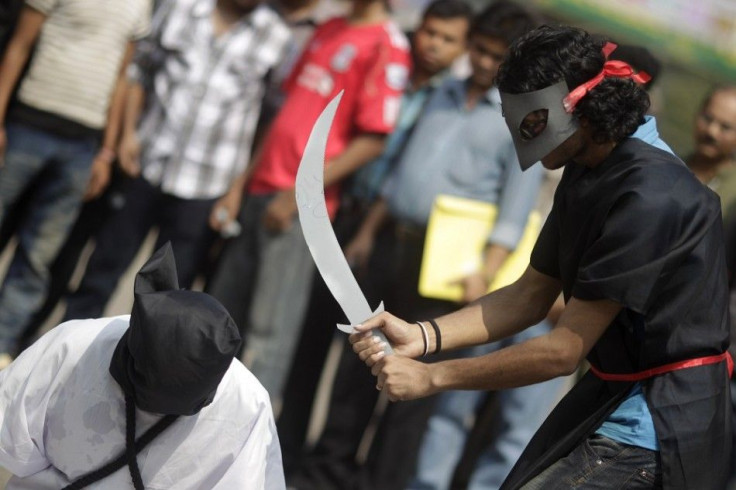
[109,243,242,416]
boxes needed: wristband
[415,321,429,357]
[427,318,441,354]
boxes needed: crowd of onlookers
[0,0,734,488]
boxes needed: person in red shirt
[206,0,411,401]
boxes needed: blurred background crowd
[0,0,734,488]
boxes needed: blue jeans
[521,434,662,489]
[409,320,567,490]
[0,122,95,354]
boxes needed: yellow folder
[418,194,541,302]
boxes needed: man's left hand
[373,355,436,402]
[84,150,114,201]
[263,189,297,232]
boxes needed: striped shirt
[19,0,151,129]
[129,0,291,200]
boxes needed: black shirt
[504,138,732,489]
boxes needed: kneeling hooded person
[0,243,285,490]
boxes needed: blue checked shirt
[348,74,445,204]
[383,78,544,250]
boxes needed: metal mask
[500,80,579,170]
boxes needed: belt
[589,351,734,382]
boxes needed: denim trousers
[408,320,567,490]
[0,122,96,354]
[521,434,662,489]
[206,193,315,398]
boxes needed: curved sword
[295,91,392,353]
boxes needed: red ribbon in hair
[562,42,651,113]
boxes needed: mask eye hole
[519,109,549,141]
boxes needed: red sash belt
[589,351,734,382]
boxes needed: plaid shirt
[129,0,290,199]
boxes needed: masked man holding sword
[349,25,732,489]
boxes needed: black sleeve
[571,188,695,313]
[530,203,561,279]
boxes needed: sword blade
[295,92,390,351]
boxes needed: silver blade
[295,92,391,352]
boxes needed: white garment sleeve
[0,322,85,477]
[210,396,286,490]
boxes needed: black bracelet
[427,318,441,354]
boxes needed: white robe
[0,316,286,489]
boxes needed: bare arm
[427,297,621,391]
[352,266,562,358]
[352,276,621,400]
[85,41,137,200]
[263,133,387,232]
[434,265,563,348]
[323,133,386,187]
[122,84,144,140]
[117,81,146,177]
[103,42,136,155]
[343,198,389,270]
[372,296,621,401]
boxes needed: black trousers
[64,177,217,320]
[290,220,457,490]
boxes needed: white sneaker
[0,353,13,370]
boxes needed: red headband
[562,42,651,113]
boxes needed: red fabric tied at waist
[589,351,734,382]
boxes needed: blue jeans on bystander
[0,122,96,355]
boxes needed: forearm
[100,76,128,154]
[427,295,622,392]
[323,134,386,187]
[429,330,575,392]
[426,267,561,352]
[357,198,389,238]
[122,82,145,137]
[101,43,136,152]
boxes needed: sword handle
[336,323,394,355]
[374,330,394,355]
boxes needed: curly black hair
[422,0,474,25]
[471,1,540,46]
[497,25,650,144]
